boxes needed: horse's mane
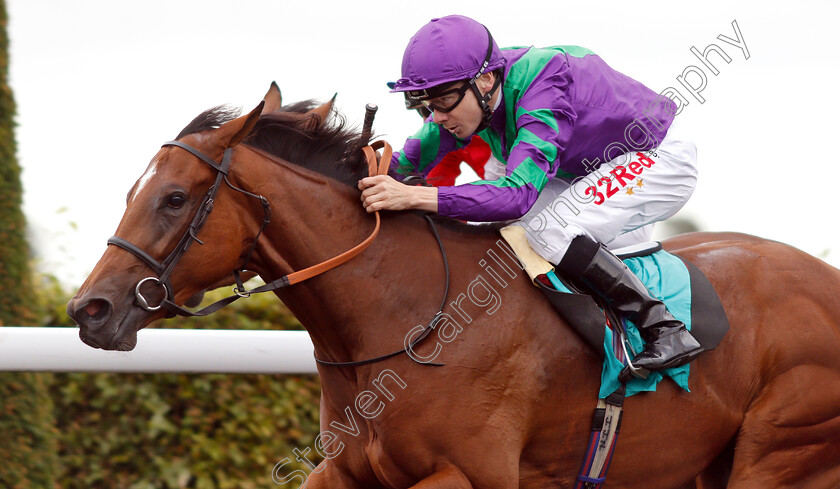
[176,101,368,186]
[175,102,509,236]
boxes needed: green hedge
[2,1,322,482]
[0,0,60,486]
[43,289,323,489]
[0,372,58,489]
[0,0,30,325]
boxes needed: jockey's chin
[445,124,472,140]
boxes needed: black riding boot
[557,236,702,372]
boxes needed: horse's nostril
[84,301,103,318]
[78,298,113,324]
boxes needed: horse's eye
[167,194,186,209]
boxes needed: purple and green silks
[390,46,677,222]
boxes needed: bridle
[107,140,270,317]
[108,138,449,367]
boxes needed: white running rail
[0,327,317,374]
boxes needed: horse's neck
[234,149,586,402]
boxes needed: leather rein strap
[285,142,391,285]
[313,140,450,368]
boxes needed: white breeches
[514,120,698,264]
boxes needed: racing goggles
[406,82,471,113]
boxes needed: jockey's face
[432,72,497,139]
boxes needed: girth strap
[574,385,625,489]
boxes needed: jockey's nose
[433,110,448,124]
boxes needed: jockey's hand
[358,175,438,213]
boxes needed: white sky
[7,0,840,286]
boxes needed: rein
[107,136,448,367]
[313,211,449,368]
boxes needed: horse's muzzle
[67,296,118,349]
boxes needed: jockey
[358,15,702,372]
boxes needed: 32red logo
[584,152,656,205]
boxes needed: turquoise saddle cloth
[548,249,692,398]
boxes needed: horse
[67,88,840,488]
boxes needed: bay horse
[67,89,840,488]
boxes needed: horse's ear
[263,81,282,113]
[303,93,337,131]
[218,101,264,148]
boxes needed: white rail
[0,327,318,374]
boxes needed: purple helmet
[392,15,505,94]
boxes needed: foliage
[0,0,30,326]
[1,1,322,482]
[0,371,58,489]
[0,1,60,487]
[47,289,323,489]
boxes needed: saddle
[500,226,729,371]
